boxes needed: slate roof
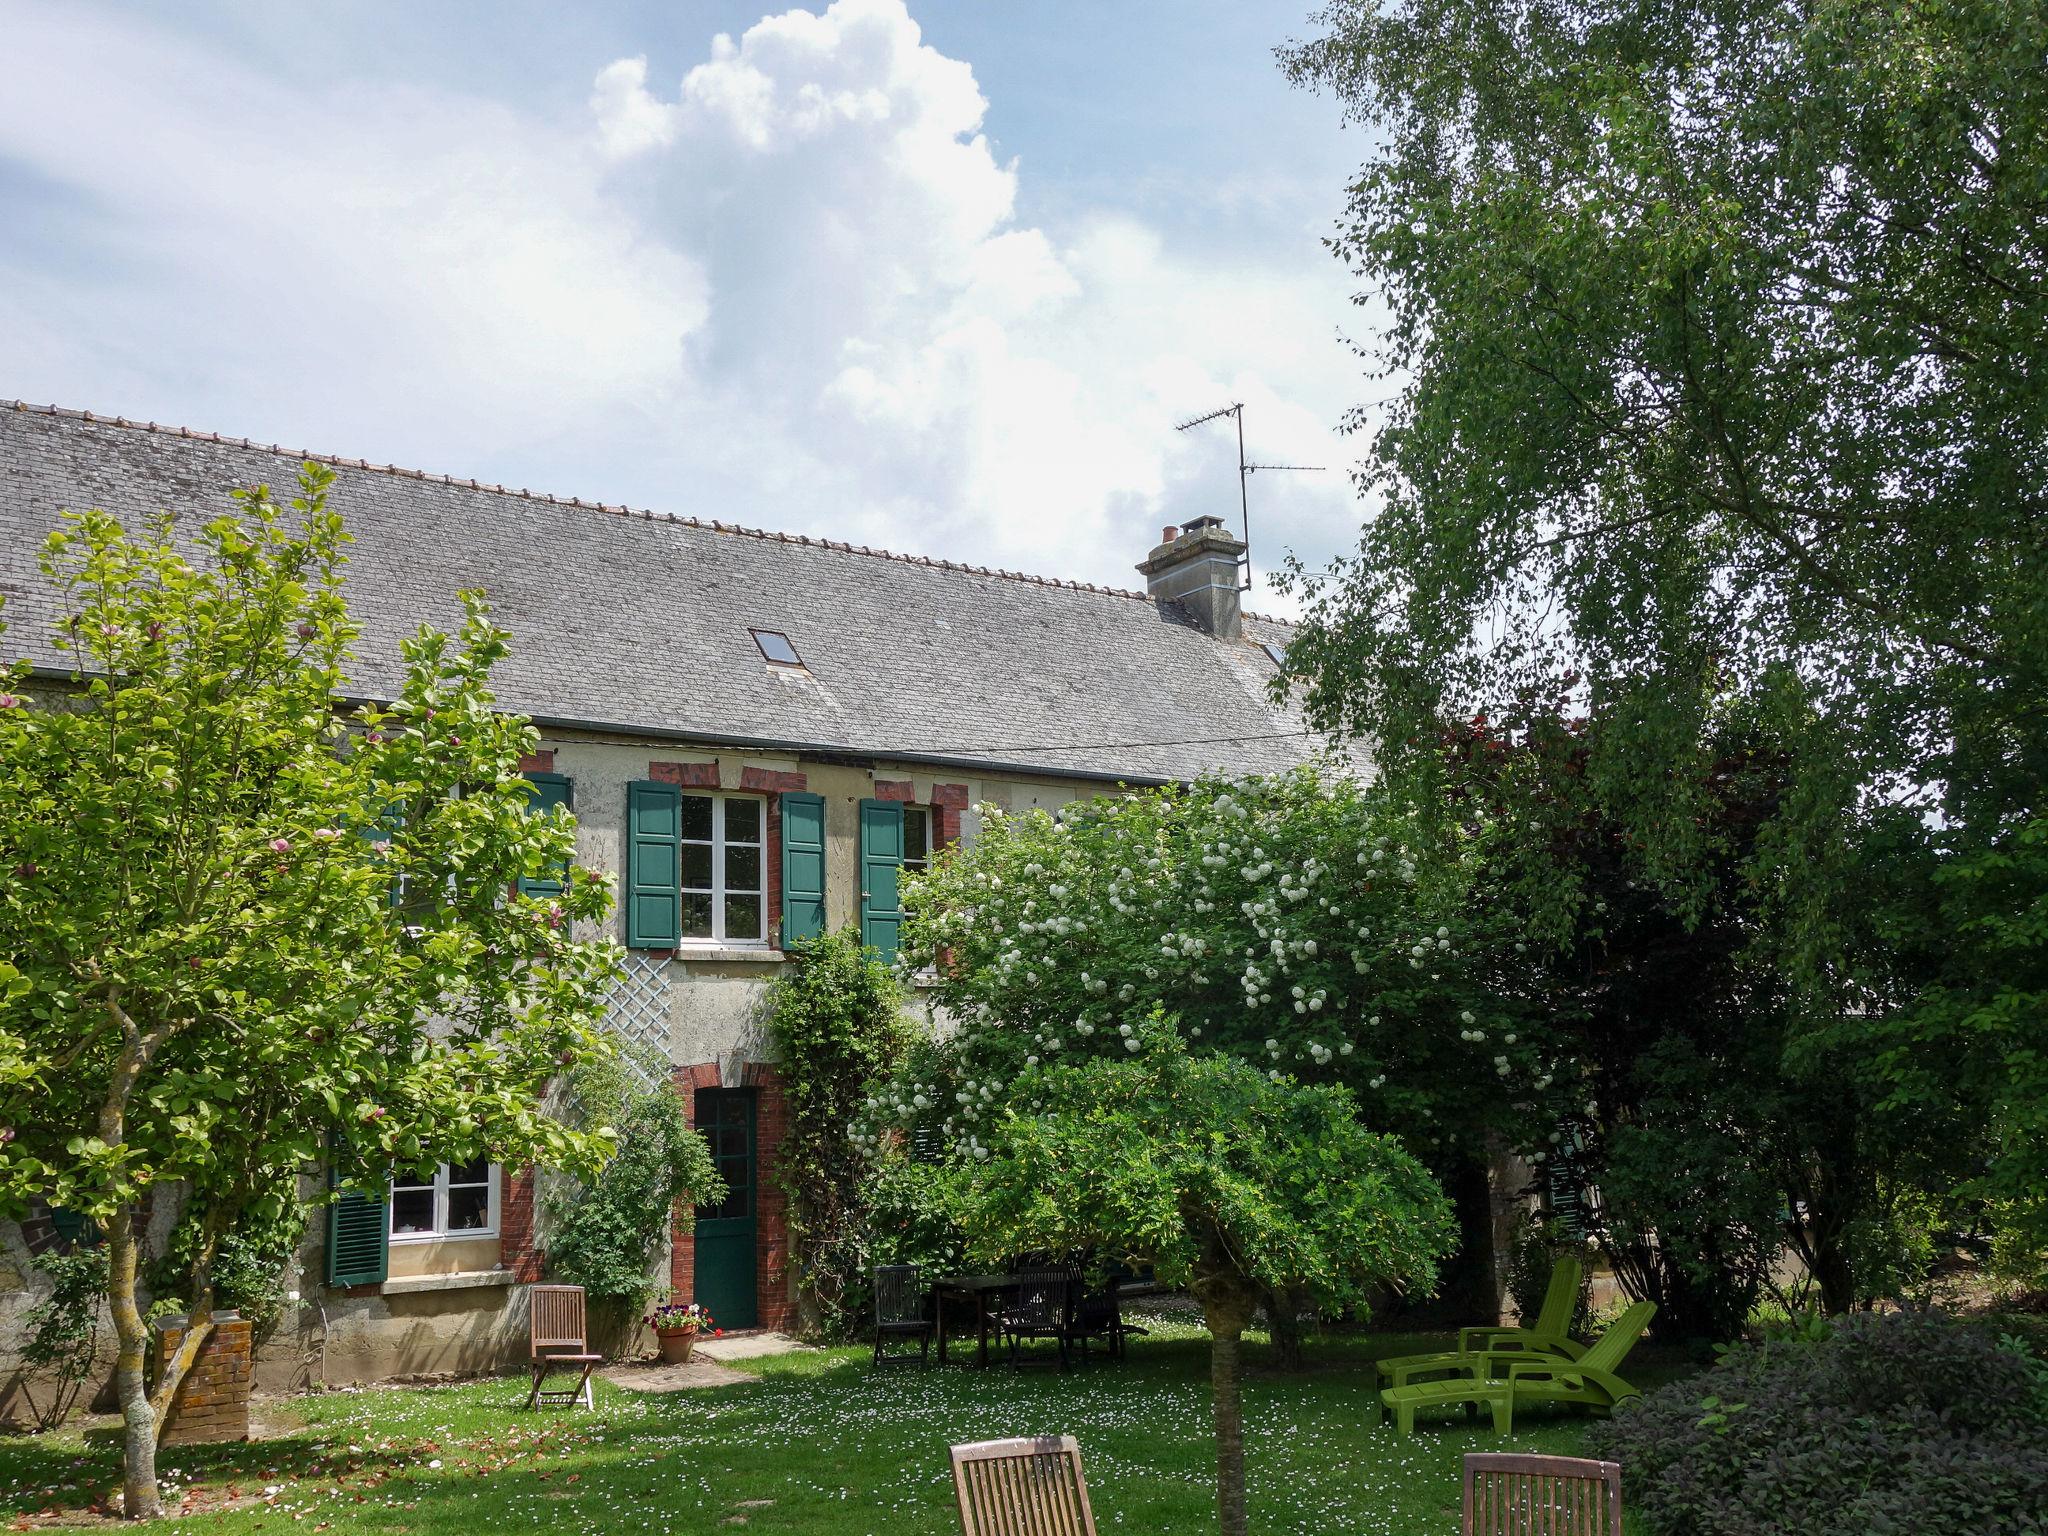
[0,402,1334,785]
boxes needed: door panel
[692,1089,757,1330]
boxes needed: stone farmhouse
[0,401,1330,1395]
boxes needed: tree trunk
[149,1219,222,1443]
[1194,1266,1259,1536]
[1262,1284,1306,1370]
[97,991,171,1520]
[103,1204,161,1520]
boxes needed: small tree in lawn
[0,467,621,1518]
[943,1024,1456,1536]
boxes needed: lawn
[0,1321,1694,1535]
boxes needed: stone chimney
[1137,514,1246,640]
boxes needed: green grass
[0,1322,1695,1533]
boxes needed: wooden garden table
[931,1273,1017,1368]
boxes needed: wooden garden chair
[524,1284,602,1410]
[1463,1452,1623,1536]
[1377,1254,1587,1390]
[873,1263,935,1368]
[995,1267,1078,1370]
[1380,1300,1657,1436]
[951,1436,1098,1536]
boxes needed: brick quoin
[516,750,555,773]
[649,759,720,788]
[738,767,808,794]
[668,1063,720,1302]
[931,782,970,848]
[871,778,916,802]
[500,1167,542,1282]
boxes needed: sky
[0,1,1377,613]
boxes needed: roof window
[752,629,804,667]
[1260,641,1288,667]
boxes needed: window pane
[682,892,714,938]
[445,1184,490,1232]
[447,1157,490,1188]
[680,794,714,841]
[682,843,714,889]
[904,807,930,868]
[725,845,761,894]
[752,630,802,665]
[391,1187,435,1235]
[724,894,762,941]
[723,797,761,843]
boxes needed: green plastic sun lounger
[1375,1255,1586,1391]
[1379,1300,1656,1437]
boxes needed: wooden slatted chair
[1463,1452,1623,1536]
[525,1284,603,1410]
[951,1436,1099,1536]
[873,1264,935,1368]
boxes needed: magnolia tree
[0,469,621,1518]
[943,1027,1456,1536]
[887,767,1579,1172]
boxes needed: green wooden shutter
[781,791,827,947]
[358,804,405,909]
[519,771,573,898]
[626,780,683,949]
[859,798,905,961]
[326,1172,389,1288]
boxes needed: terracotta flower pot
[656,1325,699,1365]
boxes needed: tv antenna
[1174,401,1323,591]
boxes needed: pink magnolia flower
[312,828,342,841]
[270,837,292,853]
[0,694,21,710]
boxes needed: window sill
[390,1229,498,1246]
[381,1268,520,1296]
[672,946,788,965]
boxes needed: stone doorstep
[692,1330,811,1363]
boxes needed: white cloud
[0,0,1361,611]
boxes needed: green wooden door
[693,1089,758,1330]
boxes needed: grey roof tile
[0,402,1336,784]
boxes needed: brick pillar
[747,1063,796,1332]
[931,782,970,847]
[500,1166,542,1281]
[155,1316,253,1445]
[668,1064,720,1302]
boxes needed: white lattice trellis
[602,952,672,1091]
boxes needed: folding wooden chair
[951,1436,1098,1536]
[1463,1452,1623,1536]
[525,1284,602,1410]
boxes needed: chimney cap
[1181,514,1227,535]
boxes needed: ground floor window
[390,1159,497,1240]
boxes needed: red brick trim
[650,760,720,788]
[517,750,556,773]
[930,782,970,809]
[740,767,808,793]
[668,1068,699,1302]
[500,1166,542,1282]
[872,779,916,802]
[765,794,784,947]
[743,1063,796,1332]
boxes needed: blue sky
[0,1,1374,609]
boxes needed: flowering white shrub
[874,765,1576,1164]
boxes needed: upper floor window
[390,1158,497,1242]
[903,805,933,876]
[681,792,765,944]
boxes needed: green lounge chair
[1379,1300,1657,1437]
[1375,1255,1586,1391]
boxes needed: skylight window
[1260,641,1289,667]
[752,629,804,667]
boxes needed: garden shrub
[763,930,916,1339]
[148,1197,307,1340]
[1502,1208,1594,1340]
[18,1247,108,1431]
[546,1047,722,1323]
[1590,1309,2048,1535]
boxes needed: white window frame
[902,804,933,876]
[388,1160,500,1243]
[679,791,768,947]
